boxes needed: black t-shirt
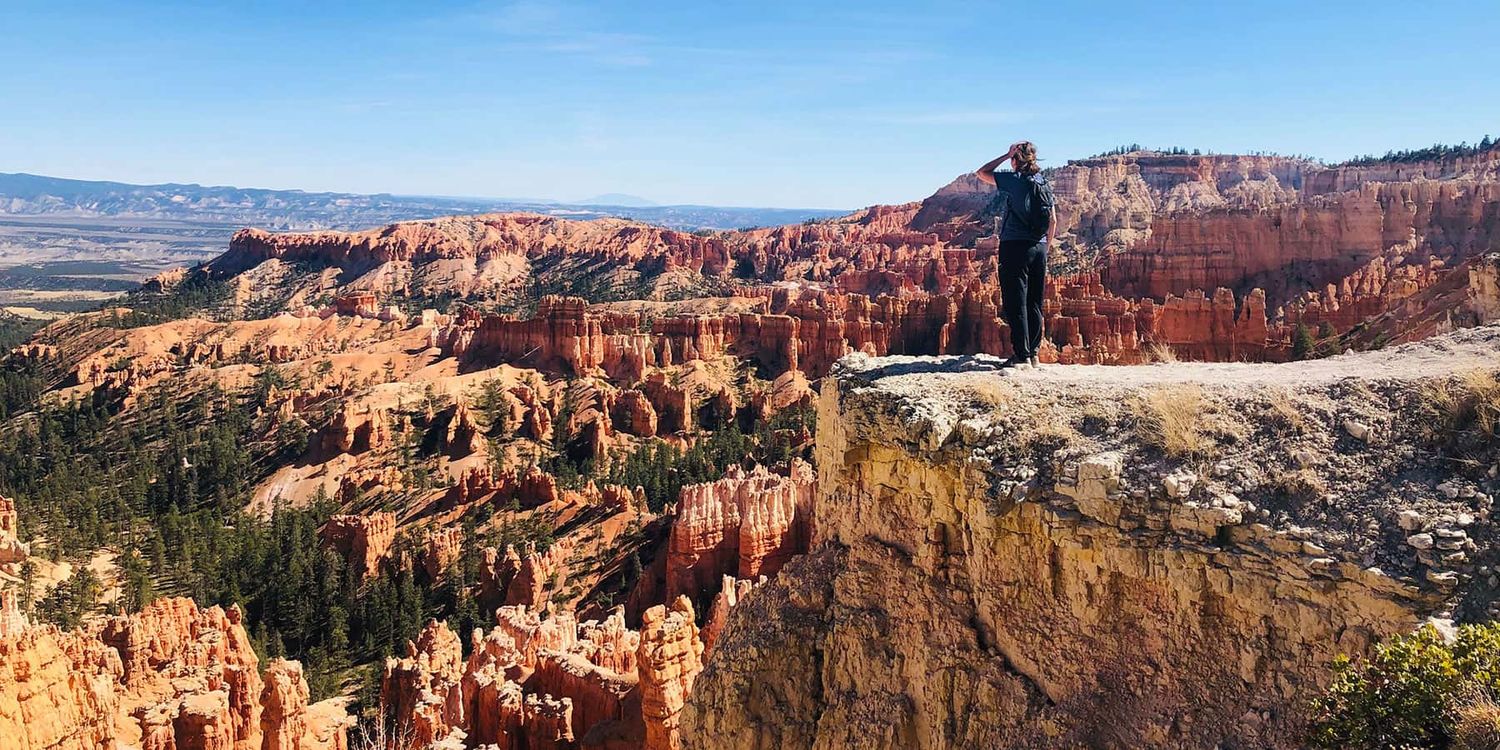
[987,171,1049,243]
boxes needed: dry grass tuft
[1268,467,1328,506]
[1263,388,1308,435]
[1425,369,1500,439]
[1145,342,1179,364]
[1452,686,1500,750]
[974,386,1082,449]
[967,381,1013,411]
[1032,404,1082,446]
[1132,385,1213,458]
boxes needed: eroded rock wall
[683,334,1499,749]
[381,607,642,749]
[665,461,815,606]
[0,597,347,750]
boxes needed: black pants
[999,239,1047,360]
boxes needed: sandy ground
[846,323,1500,396]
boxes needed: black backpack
[1013,173,1055,238]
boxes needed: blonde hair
[1013,142,1041,176]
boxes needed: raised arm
[974,144,1019,186]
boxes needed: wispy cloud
[337,100,398,114]
[864,109,1035,126]
[465,0,656,67]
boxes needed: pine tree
[1292,323,1317,360]
[474,378,517,438]
[120,550,154,613]
[394,569,424,652]
[626,554,643,587]
[18,559,37,614]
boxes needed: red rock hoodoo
[665,461,815,604]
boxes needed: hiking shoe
[1029,356,1039,368]
[1001,356,1030,370]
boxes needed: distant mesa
[0,172,841,231]
[578,192,659,207]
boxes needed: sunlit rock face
[0,597,347,750]
[665,460,815,606]
[684,325,1500,749]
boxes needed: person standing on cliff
[976,142,1056,370]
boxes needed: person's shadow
[838,353,1013,383]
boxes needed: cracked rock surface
[683,325,1500,750]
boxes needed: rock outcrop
[0,597,347,750]
[699,576,758,656]
[0,495,31,640]
[439,402,485,458]
[319,512,397,581]
[381,606,646,749]
[665,461,815,605]
[259,660,311,750]
[421,527,466,580]
[0,587,27,638]
[684,325,1500,749]
[0,495,28,565]
[0,623,122,750]
[318,403,390,456]
[637,597,703,750]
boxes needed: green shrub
[1310,622,1500,749]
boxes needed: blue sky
[3,1,1498,209]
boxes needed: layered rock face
[377,588,759,750]
[1048,152,1500,333]
[381,606,643,749]
[439,280,1279,381]
[0,622,121,750]
[232,148,1500,371]
[0,494,27,565]
[0,597,347,750]
[221,214,734,278]
[636,597,703,750]
[1104,177,1500,306]
[684,326,1500,749]
[432,237,1492,384]
[319,512,397,581]
[665,461,815,605]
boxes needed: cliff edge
[683,325,1500,749]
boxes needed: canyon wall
[1104,177,1500,305]
[213,149,1500,372]
[438,284,1287,383]
[683,326,1499,749]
